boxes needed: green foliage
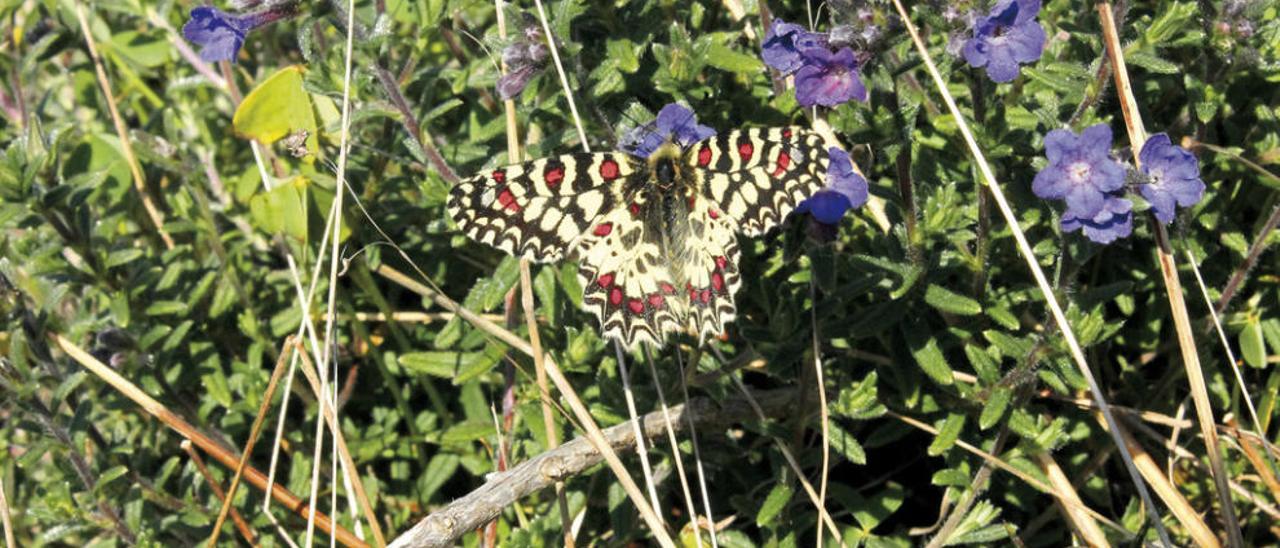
[2,0,1280,546]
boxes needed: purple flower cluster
[960,0,1045,83]
[1138,134,1205,224]
[1031,124,1132,243]
[1032,125,1206,244]
[496,15,549,100]
[762,20,867,108]
[182,4,296,63]
[618,103,716,159]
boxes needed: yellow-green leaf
[233,65,318,154]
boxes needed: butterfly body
[447,126,830,350]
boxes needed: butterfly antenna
[642,344,705,548]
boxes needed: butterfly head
[648,141,686,193]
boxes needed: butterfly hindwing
[678,194,743,343]
[689,126,828,236]
[571,199,685,349]
[446,152,638,261]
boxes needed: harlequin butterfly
[447,126,830,350]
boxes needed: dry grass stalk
[71,2,175,250]
[291,341,387,546]
[181,441,259,546]
[51,333,367,547]
[1097,415,1220,547]
[495,1,578,540]
[1032,452,1108,547]
[1096,4,1242,546]
[206,337,296,547]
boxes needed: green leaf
[979,387,1012,429]
[755,481,793,527]
[829,422,867,465]
[1241,317,1266,368]
[905,324,955,385]
[928,413,965,456]
[924,284,982,316]
[95,465,130,492]
[249,177,310,241]
[440,420,495,445]
[419,454,460,502]
[705,42,763,74]
[233,65,318,154]
[1126,51,1180,74]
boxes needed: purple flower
[796,147,868,224]
[794,47,867,107]
[1061,194,1133,244]
[1137,134,1205,224]
[496,15,549,100]
[182,5,294,63]
[619,103,716,158]
[961,0,1045,83]
[762,20,828,74]
[1031,124,1126,220]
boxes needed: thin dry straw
[205,338,294,547]
[808,279,831,548]
[0,470,14,548]
[1096,3,1242,545]
[182,441,259,546]
[675,350,719,548]
[888,410,1134,538]
[886,0,1172,543]
[1185,249,1275,467]
[729,375,847,547]
[642,345,705,548]
[615,343,666,519]
[72,2,175,250]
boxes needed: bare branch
[389,387,800,548]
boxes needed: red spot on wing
[609,287,623,306]
[712,272,724,292]
[593,223,613,236]
[708,208,720,220]
[648,293,665,308]
[782,128,794,139]
[715,256,728,270]
[492,169,506,183]
[660,282,676,295]
[497,189,520,212]
[772,151,791,177]
[697,144,712,167]
[738,142,754,162]
[700,289,712,303]
[597,272,615,288]
[599,159,620,180]
[628,203,641,217]
[627,299,645,314]
[544,165,565,188]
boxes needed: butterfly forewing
[690,126,828,236]
[446,152,637,262]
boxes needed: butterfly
[447,126,830,350]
